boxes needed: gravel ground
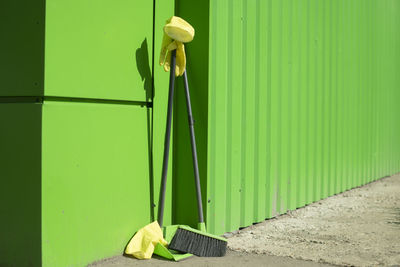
[228,173,400,266]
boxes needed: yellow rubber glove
[125,221,168,260]
[159,16,194,77]
[164,16,194,43]
[161,40,186,76]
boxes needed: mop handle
[158,50,176,227]
[183,70,204,223]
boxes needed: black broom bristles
[169,228,227,257]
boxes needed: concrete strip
[88,250,333,267]
[228,174,400,266]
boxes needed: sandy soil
[228,174,400,266]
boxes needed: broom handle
[183,70,204,224]
[158,50,176,227]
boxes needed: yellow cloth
[159,16,194,76]
[125,221,168,260]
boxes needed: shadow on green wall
[136,38,153,102]
[135,38,155,222]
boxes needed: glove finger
[175,42,186,76]
[159,33,172,66]
[163,50,171,72]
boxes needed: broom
[167,68,227,257]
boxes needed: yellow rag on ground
[125,221,168,260]
[159,16,195,76]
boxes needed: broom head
[168,225,227,257]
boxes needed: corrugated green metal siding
[206,0,400,235]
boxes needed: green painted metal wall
[176,0,400,235]
[41,101,151,266]
[0,0,45,96]
[1,0,175,266]
[44,0,154,101]
[2,0,400,265]
[0,103,42,267]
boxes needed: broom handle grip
[183,70,204,223]
[158,50,176,227]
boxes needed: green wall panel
[178,0,400,235]
[44,0,153,101]
[42,101,151,267]
[0,1,45,96]
[0,103,42,267]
